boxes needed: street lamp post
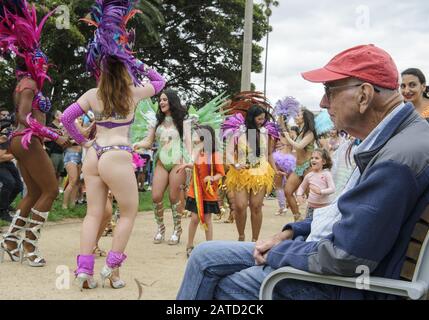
[241,0,253,92]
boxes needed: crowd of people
[1,1,429,300]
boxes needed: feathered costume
[59,0,166,276]
[61,0,166,147]
[131,93,229,228]
[0,0,60,149]
[315,109,334,136]
[222,91,280,195]
[274,96,300,122]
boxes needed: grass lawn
[0,190,171,226]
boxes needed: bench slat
[411,222,429,243]
[400,259,416,281]
[406,240,422,262]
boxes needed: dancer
[176,125,225,257]
[282,108,317,221]
[222,92,280,242]
[61,0,165,290]
[272,139,296,216]
[133,92,227,245]
[272,97,299,216]
[400,68,429,119]
[0,1,70,267]
[133,89,189,245]
[62,118,84,209]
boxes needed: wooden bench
[259,206,429,300]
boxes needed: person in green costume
[134,89,190,245]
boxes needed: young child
[296,148,335,219]
[177,125,225,258]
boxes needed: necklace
[164,116,173,125]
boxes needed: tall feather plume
[82,0,146,85]
[226,91,273,117]
[0,0,54,89]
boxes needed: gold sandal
[186,246,194,258]
[93,245,107,257]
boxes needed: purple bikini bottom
[93,141,133,159]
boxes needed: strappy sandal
[186,246,194,258]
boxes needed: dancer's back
[84,85,148,147]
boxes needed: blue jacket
[266,103,429,299]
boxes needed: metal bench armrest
[259,267,428,300]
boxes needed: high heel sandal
[168,202,182,245]
[153,224,166,244]
[168,227,182,245]
[0,210,26,263]
[100,251,127,289]
[186,246,194,258]
[75,255,97,291]
[153,202,165,244]
[21,209,48,267]
[100,265,125,289]
[93,245,107,257]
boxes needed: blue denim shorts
[64,151,82,165]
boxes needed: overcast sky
[252,0,429,111]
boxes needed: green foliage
[0,0,271,112]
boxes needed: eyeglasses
[324,83,381,103]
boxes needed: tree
[140,0,270,105]
[0,0,270,110]
[0,0,164,111]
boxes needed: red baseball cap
[301,44,399,90]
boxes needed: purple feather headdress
[0,0,53,90]
[81,0,148,85]
[273,151,296,174]
[274,96,301,121]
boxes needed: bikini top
[93,110,135,129]
[15,77,51,114]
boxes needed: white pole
[241,0,253,92]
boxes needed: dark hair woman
[283,108,316,221]
[222,94,280,242]
[401,68,429,119]
[134,88,190,246]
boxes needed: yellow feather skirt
[225,162,275,195]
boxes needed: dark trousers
[0,161,23,211]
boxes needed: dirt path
[0,199,295,300]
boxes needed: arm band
[61,102,87,145]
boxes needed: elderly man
[176,44,429,300]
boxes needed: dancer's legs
[151,162,169,203]
[80,149,109,255]
[97,151,138,253]
[63,162,79,209]
[168,164,186,204]
[234,190,249,241]
[284,172,303,221]
[151,162,169,242]
[9,137,59,263]
[167,165,186,244]
[187,212,199,249]
[248,189,266,242]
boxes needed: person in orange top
[177,125,225,258]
